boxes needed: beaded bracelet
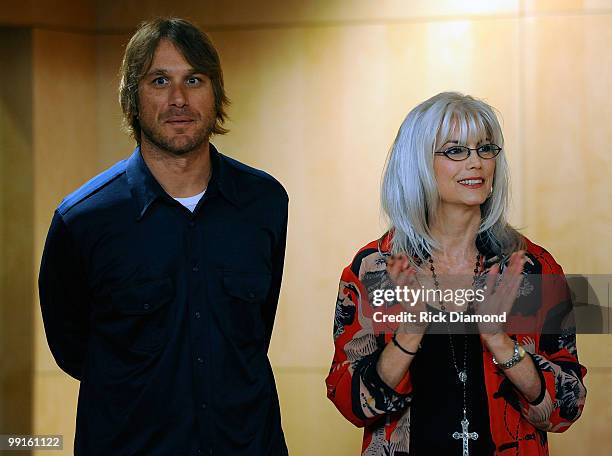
[392,333,419,356]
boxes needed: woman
[325,92,586,455]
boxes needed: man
[38,18,289,456]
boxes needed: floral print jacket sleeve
[495,238,588,435]
[325,255,412,428]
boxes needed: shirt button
[201,402,207,409]
[192,265,199,272]
[143,303,150,310]
[197,357,204,364]
[189,220,195,227]
[195,311,201,319]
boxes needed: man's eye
[152,77,168,86]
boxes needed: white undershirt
[173,189,206,213]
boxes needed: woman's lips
[457,178,484,189]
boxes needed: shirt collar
[126,143,241,220]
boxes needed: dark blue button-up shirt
[38,145,289,456]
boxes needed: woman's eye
[446,147,464,155]
[479,144,493,152]
[152,77,168,86]
[187,77,201,85]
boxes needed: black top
[409,323,496,455]
[38,145,289,456]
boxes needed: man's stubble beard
[140,112,216,157]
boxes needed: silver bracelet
[492,340,526,370]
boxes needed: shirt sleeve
[262,195,288,353]
[38,210,90,380]
[325,263,412,428]
[517,271,587,432]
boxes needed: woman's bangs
[458,109,492,145]
[436,106,493,149]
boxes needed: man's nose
[169,83,187,107]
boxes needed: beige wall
[519,13,612,453]
[0,0,95,30]
[31,28,98,456]
[0,26,34,436]
[0,1,610,455]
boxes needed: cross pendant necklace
[453,409,479,456]
[428,253,481,456]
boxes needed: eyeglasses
[434,144,502,161]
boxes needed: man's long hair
[119,17,230,144]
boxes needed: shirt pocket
[108,277,174,353]
[221,270,272,347]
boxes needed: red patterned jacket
[325,232,587,455]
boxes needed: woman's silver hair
[381,91,523,261]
